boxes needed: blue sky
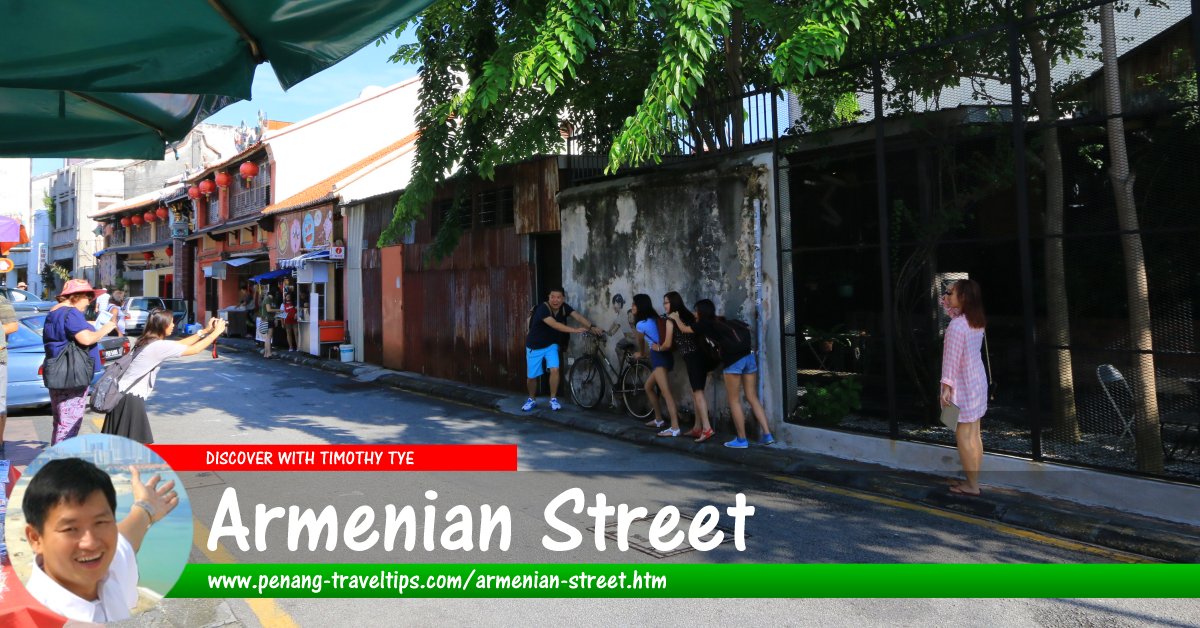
[32,29,418,176]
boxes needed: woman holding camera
[102,310,226,444]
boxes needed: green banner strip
[170,564,1200,598]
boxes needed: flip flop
[949,485,982,497]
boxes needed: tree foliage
[379,0,872,255]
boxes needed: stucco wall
[558,151,784,431]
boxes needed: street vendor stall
[280,249,344,357]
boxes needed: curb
[219,338,1200,562]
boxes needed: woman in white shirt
[101,309,226,443]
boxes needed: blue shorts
[723,353,758,375]
[650,350,674,371]
[526,345,560,378]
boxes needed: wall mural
[277,208,335,258]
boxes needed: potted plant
[800,378,863,426]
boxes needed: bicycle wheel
[620,361,654,419]
[568,355,605,409]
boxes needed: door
[532,233,561,304]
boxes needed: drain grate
[588,512,743,558]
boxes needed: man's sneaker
[522,398,537,412]
[550,398,562,411]
[759,433,776,446]
[724,437,749,449]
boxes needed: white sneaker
[522,398,537,412]
[550,398,562,411]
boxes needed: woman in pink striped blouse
[940,279,988,496]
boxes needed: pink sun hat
[58,278,107,299]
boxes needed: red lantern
[142,251,154,261]
[120,217,131,227]
[155,206,169,220]
[143,211,156,223]
[188,185,201,200]
[131,215,144,226]
[215,171,232,190]
[239,161,259,184]
[198,179,216,198]
[165,245,174,257]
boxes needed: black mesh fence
[778,1,1200,482]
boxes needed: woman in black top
[662,292,715,443]
[692,299,774,448]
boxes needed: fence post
[873,59,900,439]
[1008,18,1043,461]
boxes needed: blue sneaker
[550,398,562,411]
[522,398,537,412]
[759,434,776,446]
[724,437,749,449]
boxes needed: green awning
[0,89,234,158]
[0,0,432,98]
[0,0,433,157]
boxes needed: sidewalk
[165,339,1200,560]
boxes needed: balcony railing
[131,224,152,245]
[156,222,169,241]
[51,229,74,248]
[231,184,269,218]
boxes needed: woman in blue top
[42,279,117,444]
[631,293,681,436]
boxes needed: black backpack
[716,318,752,357]
[89,342,154,413]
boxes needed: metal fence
[773,1,1200,482]
[556,1,1199,482]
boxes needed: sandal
[657,427,681,437]
[949,485,983,497]
[644,418,665,428]
[685,427,703,438]
[694,428,715,443]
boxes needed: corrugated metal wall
[394,158,562,391]
[360,194,396,366]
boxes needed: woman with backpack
[630,293,681,436]
[42,280,117,444]
[692,299,775,449]
[661,292,715,443]
[101,310,226,443]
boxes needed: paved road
[5,351,1199,627]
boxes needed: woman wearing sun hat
[42,279,117,444]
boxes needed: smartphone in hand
[94,310,113,327]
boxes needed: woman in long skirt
[103,310,226,443]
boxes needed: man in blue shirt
[523,287,600,412]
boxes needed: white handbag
[940,402,960,429]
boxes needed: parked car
[123,296,189,335]
[6,312,130,410]
[0,285,57,312]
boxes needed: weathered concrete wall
[558,150,783,431]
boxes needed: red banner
[148,445,517,472]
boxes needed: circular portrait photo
[3,434,192,624]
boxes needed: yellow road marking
[769,475,1157,564]
[193,518,300,628]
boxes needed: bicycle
[567,325,654,419]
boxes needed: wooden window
[477,187,515,227]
